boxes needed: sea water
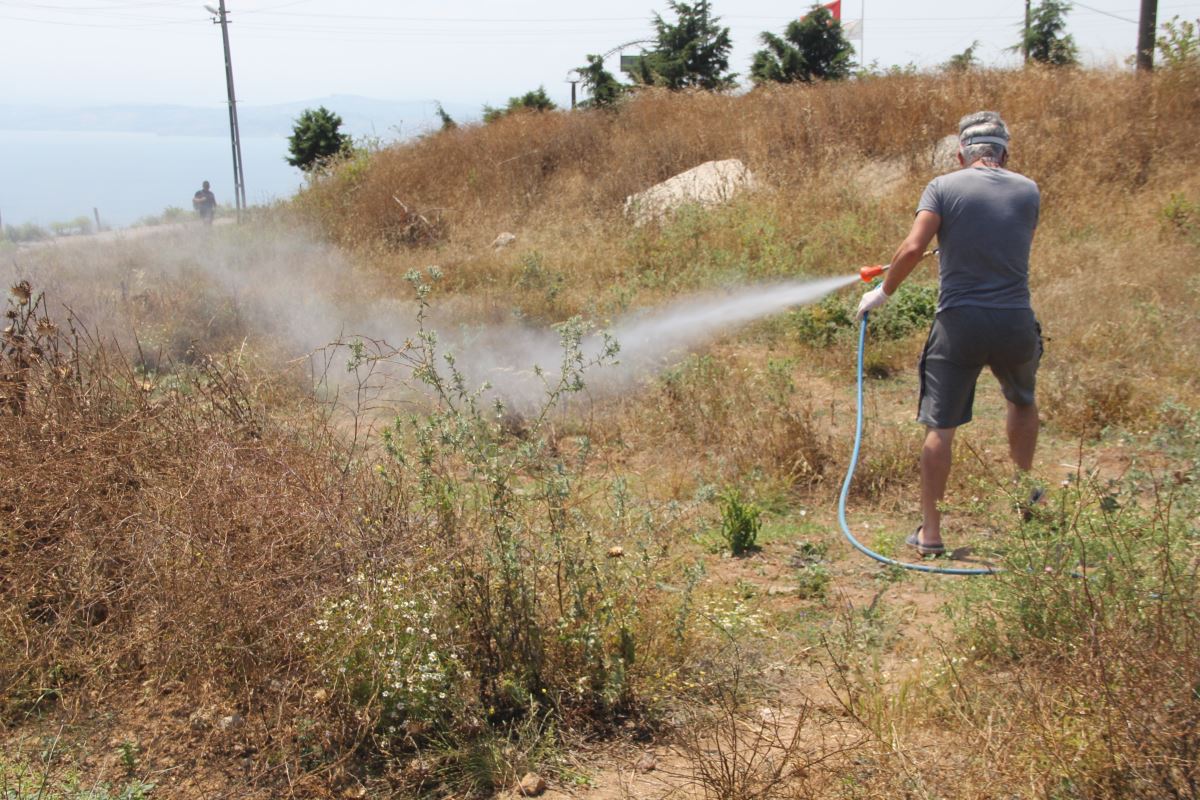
[0,130,303,228]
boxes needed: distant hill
[0,95,479,138]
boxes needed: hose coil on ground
[837,314,999,576]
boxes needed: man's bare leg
[920,427,956,547]
[1006,401,1039,472]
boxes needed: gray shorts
[917,306,1042,429]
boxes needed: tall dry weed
[0,284,391,777]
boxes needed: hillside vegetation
[299,68,1199,419]
[3,68,1199,799]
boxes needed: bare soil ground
[0,334,1143,799]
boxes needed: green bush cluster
[790,281,938,346]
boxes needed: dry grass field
[3,66,1199,799]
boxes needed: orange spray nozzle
[858,249,938,283]
[859,264,888,282]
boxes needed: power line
[0,10,199,27]
[1073,2,1139,23]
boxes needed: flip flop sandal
[905,525,945,557]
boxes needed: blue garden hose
[837,313,1000,576]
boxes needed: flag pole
[861,0,866,67]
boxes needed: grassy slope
[3,68,1200,798]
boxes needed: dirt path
[12,217,234,250]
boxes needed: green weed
[1160,192,1200,243]
[719,490,762,556]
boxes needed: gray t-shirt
[917,166,1040,311]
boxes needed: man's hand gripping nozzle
[854,249,938,321]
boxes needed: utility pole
[568,79,578,109]
[1023,0,1031,63]
[206,2,246,221]
[1136,0,1157,72]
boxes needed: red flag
[801,1,840,25]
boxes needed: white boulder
[623,159,757,225]
[931,134,960,173]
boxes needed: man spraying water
[855,111,1043,557]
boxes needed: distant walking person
[192,181,217,225]
[855,111,1043,557]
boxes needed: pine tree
[578,55,627,108]
[944,40,981,73]
[434,102,457,131]
[286,106,352,171]
[639,1,736,90]
[750,5,854,85]
[1018,0,1079,67]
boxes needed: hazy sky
[4,0,1199,113]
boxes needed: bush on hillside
[790,282,936,346]
[287,105,353,171]
[483,86,557,123]
[2,222,51,243]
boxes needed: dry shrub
[666,667,864,800]
[847,416,919,504]
[0,286,384,728]
[640,351,837,490]
[930,470,1200,798]
[379,195,447,249]
[1041,365,1151,439]
[0,284,715,795]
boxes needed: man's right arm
[881,210,941,295]
[856,210,940,321]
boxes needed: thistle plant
[310,267,709,752]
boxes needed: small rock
[492,232,517,249]
[767,585,797,596]
[218,713,245,732]
[188,709,214,732]
[403,719,429,738]
[311,688,328,703]
[635,752,657,773]
[606,546,624,558]
[403,757,432,781]
[517,771,547,796]
[342,787,367,799]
